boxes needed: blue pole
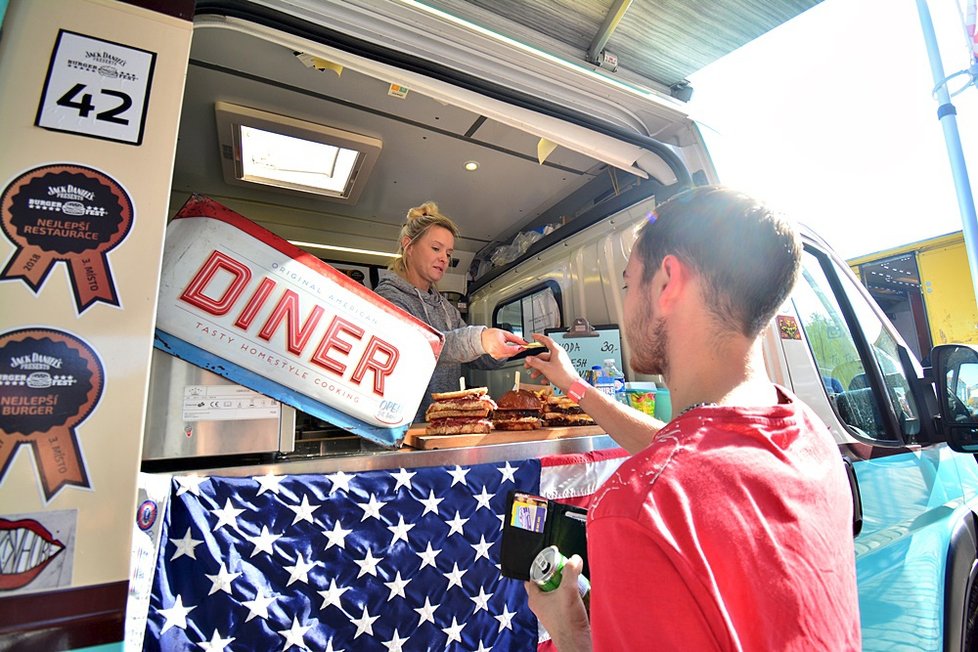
[915,0,978,306]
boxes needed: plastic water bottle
[603,359,627,404]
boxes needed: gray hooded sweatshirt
[374,272,500,423]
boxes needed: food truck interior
[143,11,657,468]
[145,2,818,469]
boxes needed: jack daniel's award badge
[0,164,133,313]
[0,328,104,501]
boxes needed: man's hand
[522,334,580,394]
[481,327,529,359]
[525,554,592,652]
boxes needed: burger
[543,394,596,427]
[425,387,497,435]
[493,389,544,430]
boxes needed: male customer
[523,186,860,650]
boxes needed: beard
[627,310,669,379]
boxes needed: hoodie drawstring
[413,286,454,330]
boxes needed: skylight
[215,102,382,202]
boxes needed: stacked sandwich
[424,387,497,435]
[543,394,596,427]
[493,389,544,431]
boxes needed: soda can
[530,545,591,598]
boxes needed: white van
[2,1,978,650]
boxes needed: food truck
[3,1,978,650]
[849,230,978,358]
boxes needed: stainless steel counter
[154,434,620,478]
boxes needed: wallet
[500,489,589,581]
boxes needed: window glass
[833,258,921,437]
[493,283,562,338]
[793,251,891,440]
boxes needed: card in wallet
[500,489,589,581]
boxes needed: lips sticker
[0,517,66,590]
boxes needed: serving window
[492,281,563,339]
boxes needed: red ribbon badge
[0,329,104,501]
[0,164,133,313]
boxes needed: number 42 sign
[36,30,156,146]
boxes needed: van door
[787,239,978,649]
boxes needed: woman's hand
[481,327,528,359]
[523,334,580,395]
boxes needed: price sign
[36,30,156,145]
[545,325,624,381]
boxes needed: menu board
[544,325,624,381]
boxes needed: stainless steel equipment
[142,349,295,461]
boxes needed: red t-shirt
[587,387,861,651]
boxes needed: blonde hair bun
[407,201,439,222]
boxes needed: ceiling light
[288,240,400,259]
[464,160,479,171]
[215,101,382,203]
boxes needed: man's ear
[656,254,691,312]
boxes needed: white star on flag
[416,542,441,569]
[241,588,275,622]
[444,562,468,590]
[414,595,440,625]
[474,641,492,652]
[390,467,416,491]
[446,465,470,486]
[317,578,351,611]
[324,638,345,652]
[323,520,352,550]
[357,493,387,521]
[446,511,469,537]
[351,606,379,638]
[197,629,235,651]
[287,494,319,525]
[387,515,415,544]
[170,527,203,561]
[325,470,353,494]
[174,474,206,496]
[471,585,493,612]
[442,616,466,644]
[474,486,495,511]
[354,548,383,578]
[210,499,244,531]
[283,553,316,586]
[205,563,240,596]
[255,473,284,495]
[472,534,493,561]
[382,628,410,652]
[246,525,282,557]
[383,571,410,601]
[495,605,517,631]
[417,489,444,516]
[157,594,195,633]
[277,616,312,650]
[497,461,518,483]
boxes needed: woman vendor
[375,201,527,422]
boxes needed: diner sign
[154,195,444,447]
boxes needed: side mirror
[932,344,978,453]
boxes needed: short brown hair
[389,201,460,276]
[633,186,801,338]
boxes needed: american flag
[142,449,627,651]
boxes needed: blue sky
[688,0,977,260]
